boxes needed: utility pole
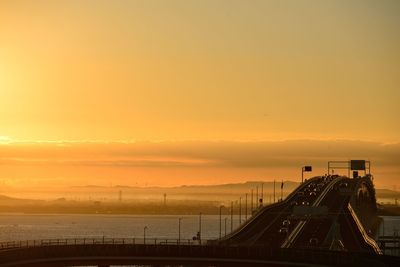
[273,180,276,203]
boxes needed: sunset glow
[0,0,399,193]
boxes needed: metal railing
[0,239,396,266]
[0,237,202,251]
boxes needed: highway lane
[221,176,322,245]
[289,178,354,250]
[224,176,341,247]
[280,175,343,248]
[285,177,381,254]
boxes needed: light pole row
[144,167,311,242]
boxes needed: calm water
[0,214,241,242]
[377,216,400,237]
[0,214,398,242]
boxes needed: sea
[0,214,398,243]
[0,214,241,242]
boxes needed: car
[309,191,317,197]
[297,191,304,197]
[309,237,319,246]
[339,182,348,188]
[301,201,310,206]
[282,220,291,227]
[279,227,289,234]
[290,201,298,207]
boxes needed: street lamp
[219,205,224,239]
[198,212,202,244]
[224,217,227,236]
[256,186,258,207]
[251,189,254,213]
[230,201,233,232]
[261,182,264,207]
[245,193,248,220]
[143,226,148,244]
[178,217,183,244]
[302,166,312,183]
[239,197,242,224]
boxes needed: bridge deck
[0,242,398,267]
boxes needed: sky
[0,0,399,191]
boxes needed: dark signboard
[304,166,312,172]
[350,160,366,170]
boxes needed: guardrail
[0,239,397,267]
[348,203,382,254]
[0,237,202,251]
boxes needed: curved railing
[347,203,382,254]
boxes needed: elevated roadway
[221,176,339,247]
[222,174,382,254]
[0,240,398,267]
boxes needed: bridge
[0,237,398,267]
[0,168,399,266]
[219,174,382,254]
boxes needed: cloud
[0,139,399,169]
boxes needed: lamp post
[273,180,276,203]
[302,166,312,183]
[251,189,254,213]
[230,201,233,232]
[219,205,224,239]
[143,226,148,244]
[261,182,264,207]
[178,217,183,244]
[245,193,248,220]
[239,197,242,225]
[198,212,202,244]
[224,217,227,236]
[256,186,258,208]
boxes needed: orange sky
[0,1,399,191]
